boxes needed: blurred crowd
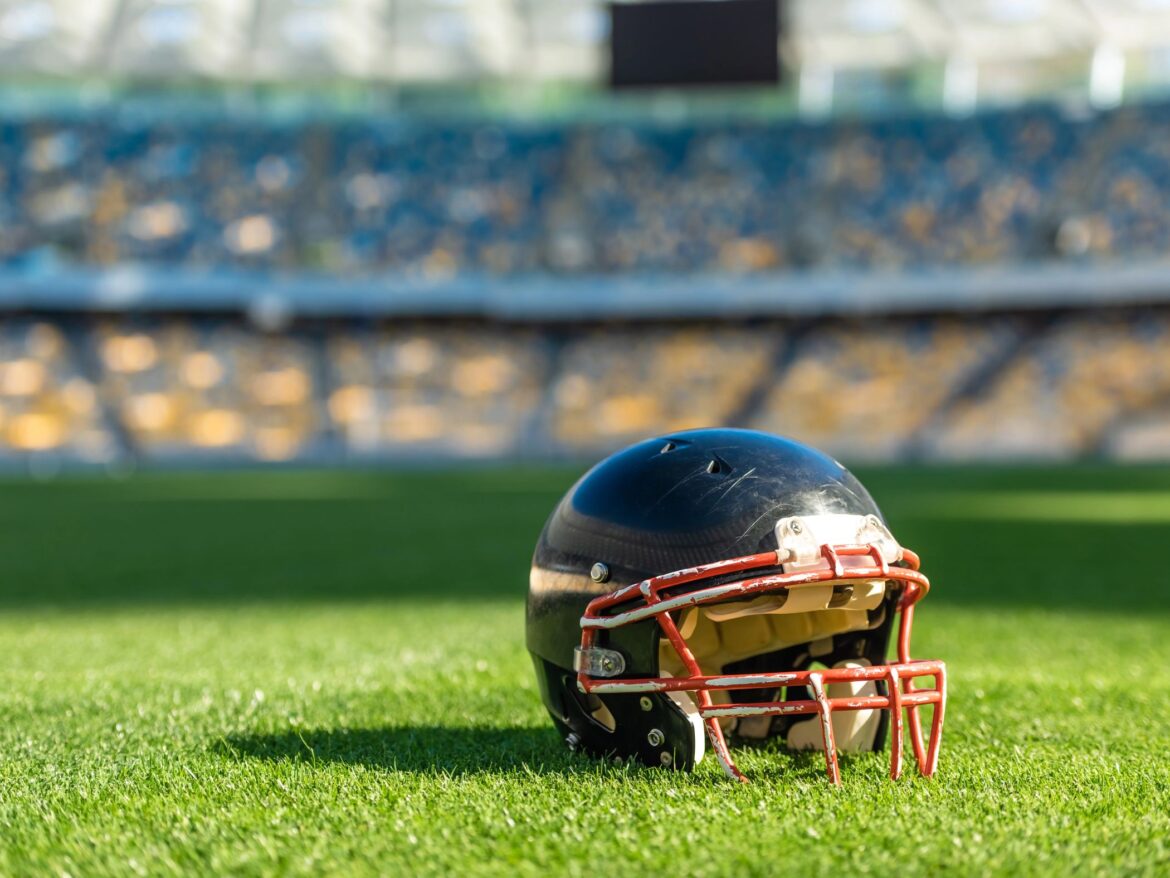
[1,310,1168,465]
[4,101,1170,276]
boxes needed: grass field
[1,465,1168,876]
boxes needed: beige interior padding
[659,581,885,680]
[658,580,887,732]
[786,659,881,753]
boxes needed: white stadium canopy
[0,0,1169,86]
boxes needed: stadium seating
[94,320,318,460]
[547,326,776,449]
[6,101,1170,466]
[325,324,549,456]
[0,320,112,462]
[925,312,1170,459]
[750,317,1023,460]
[7,102,1170,276]
[0,311,1168,464]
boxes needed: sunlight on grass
[1,467,1169,876]
[907,490,1170,523]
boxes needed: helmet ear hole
[569,682,617,733]
[587,695,617,732]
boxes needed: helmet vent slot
[828,585,855,608]
[660,441,677,453]
[706,459,721,474]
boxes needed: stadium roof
[1,0,1169,83]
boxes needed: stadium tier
[5,98,1170,467]
[5,101,1170,277]
[0,309,1167,465]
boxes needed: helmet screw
[565,733,581,751]
[647,728,665,746]
[590,562,610,583]
[639,696,653,712]
[600,656,617,674]
[659,751,673,766]
[791,520,803,534]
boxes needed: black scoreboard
[609,0,782,89]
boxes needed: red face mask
[574,514,946,784]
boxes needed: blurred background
[2,0,1170,470]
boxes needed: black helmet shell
[526,429,891,770]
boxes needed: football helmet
[526,428,945,784]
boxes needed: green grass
[1,465,1169,876]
